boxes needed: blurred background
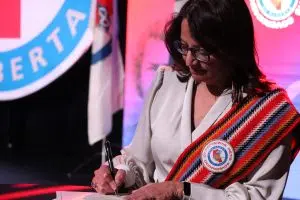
[0,0,299,199]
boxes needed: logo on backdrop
[96,0,112,31]
[250,0,300,29]
[0,0,93,100]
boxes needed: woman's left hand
[125,181,183,200]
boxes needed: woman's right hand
[91,165,126,194]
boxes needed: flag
[88,0,124,145]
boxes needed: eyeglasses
[173,40,211,63]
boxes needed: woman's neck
[195,81,229,97]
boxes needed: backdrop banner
[125,0,300,199]
[0,0,94,100]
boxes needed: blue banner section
[91,39,112,64]
[0,0,92,91]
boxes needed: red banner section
[0,0,21,38]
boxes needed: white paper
[55,191,126,200]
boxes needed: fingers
[115,169,126,187]
[92,165,115,194]
[94,165,109,176]
[125,188,148,200]
[92,177,115,194]
[92,165,126,194]
[108,169,126,190]
[105,171,117,190]
[125,182,175,200]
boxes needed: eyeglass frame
[173,40,211,63]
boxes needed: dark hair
[164,0,274,103]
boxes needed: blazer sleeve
[112,68,166,188]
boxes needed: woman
[92,0,300,199]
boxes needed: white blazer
[114,67,292,200]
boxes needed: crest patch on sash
[201,139,235,173]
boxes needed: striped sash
[165,88,300,189]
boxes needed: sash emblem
[201,140,235,173]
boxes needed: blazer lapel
[192,90,232,140]
[180,78,194,152]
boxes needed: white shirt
[114,67,292,200]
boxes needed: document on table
[55,191,127,200]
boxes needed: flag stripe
[91,39,112,64]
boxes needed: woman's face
[180,19,227,86]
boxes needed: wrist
[174,181,184,199]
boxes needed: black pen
[104,140,118,195]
